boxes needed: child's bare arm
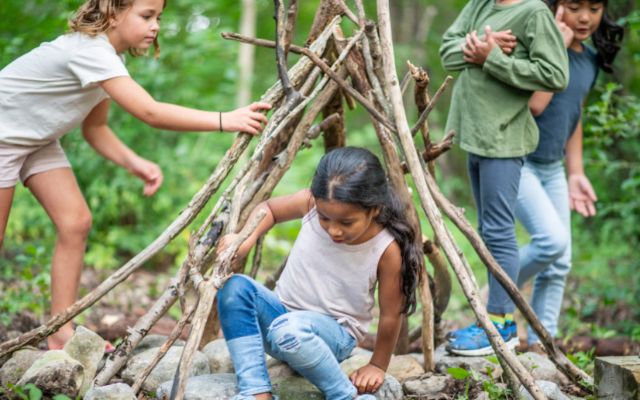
[566,120,597,217]
[82,99,163,195]
[217,189,313,258]
[350,242,403,394]
[528,92,554,116]
[100,76,270,134]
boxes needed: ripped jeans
[217,275,358,399]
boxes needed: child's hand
[221,102,271,135]
[216,233,251,260]
[568,174,597,217]
[555,6,575,48]
[462,26,497,65]
[129,156,163,196]
[486,29,517,55]
[349,363,385,394]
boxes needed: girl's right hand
[555,6,575,48]
[221,102,271,135]
[216,233,251,260]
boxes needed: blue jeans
[468,154,524,314]
[217,275,358,399]
[516,160,571,345]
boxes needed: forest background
[1,0,638,365]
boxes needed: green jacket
[440,0,569,158]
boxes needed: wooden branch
[421,130,454,163]
[375,2,545,398]
[131,304,196,394]
[408,60,432,148]
[222,30,396,133]
[425,171,594,390]
[248,236,264,278]
[274,0,301,102]
[284,0,299,55]
[306,0,345,46]
[303,112,341,147]
[170,211,266,400]
[410,76,453,136]
[265,257,288,290]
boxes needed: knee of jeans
[266,315,308,355]
[217,275,253,313]
[534,230,568,262]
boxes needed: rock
[372,375,403,400]
[202,339,234,373]
[595,356,640,399]
[340,352,372,375]
[0,347,43,387]
[517,351,567,385]
[403,374,450,399]
[156,370,402,400]
[519,380,570,400]
[84,383,137,400]
[121,346,209,393]
[386,354,425,383]
[17,350,84,398]
[63,326,106,396]
[267,359,296,380]
[156,373,238,399]
[133,334,185,356]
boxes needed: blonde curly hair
[69,0,166,58]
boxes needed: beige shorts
[0,140,71,188]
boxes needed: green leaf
[447,367,470,380]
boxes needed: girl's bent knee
[218,275,254,311]
[267,316,307,355]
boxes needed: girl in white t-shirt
[0,0,270,350]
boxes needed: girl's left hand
[349,363,385,394]
[129,156,163,196]
[568,174,597,217]
[462,26,497,65]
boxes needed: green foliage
[0,245,50,326]
[567,348,596,376]
[0,382,76,400]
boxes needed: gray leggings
[467,153,524,314]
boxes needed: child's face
[109,0,163,53]
[314,198,380,245]
[559,1,604,43]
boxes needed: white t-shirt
[0,33,129,146]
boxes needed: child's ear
[372,206,382,218]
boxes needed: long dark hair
[310,147,421,314]
[547,0,624,72]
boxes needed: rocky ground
[1,269,638,399]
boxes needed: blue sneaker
[446,321,519,356]
[445,322,483,342]
[446,320,517,343]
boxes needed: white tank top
[275,208,395,341]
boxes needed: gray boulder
[0,347,43,387]
[202,339,234,373]
[133,335,185,356]
[520,380,570,400]
[517,351,568,385]
[156,373,238,400]
[64,326,106,396]
[403,374,450,399]
[83,383,136,400]
[17,350,84,398]
[121,346,209,393]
